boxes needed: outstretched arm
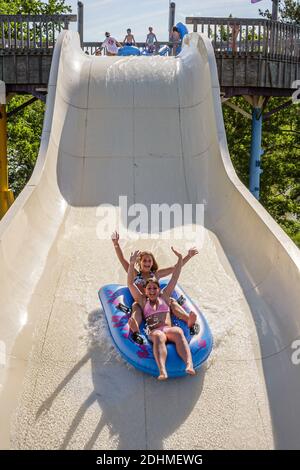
[156,247,198,279]
[111,231,130,273]
[162,247,183,299]
[128,251,144,305]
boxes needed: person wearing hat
[100,32,121,56]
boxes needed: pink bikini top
[144,297,169,319]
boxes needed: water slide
[0,30,299,450]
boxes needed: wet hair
[145,277,160,288]
[105,32,110,37]
[136,251,159,272]
[127,28,131,33]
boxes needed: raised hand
[130,250,141,265]
[188,247,199,258]
[111,231,120,246]
[171,246,183,260]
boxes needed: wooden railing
[186,17,300,60]
[0,14,77,49]
[1,13,298,61]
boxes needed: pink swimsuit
[144,297,171,333]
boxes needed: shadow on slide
[35,309,205,450]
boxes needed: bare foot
[158,370,168,380]
[186,364,196,376]
[188,311,197,328]
[128,317,140,333]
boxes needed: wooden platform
[0,14,299,98]
[187,16,299,97]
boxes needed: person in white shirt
[100,32,121,56]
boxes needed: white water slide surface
[0,31,299,450]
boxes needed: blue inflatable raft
[118,45,141,56]
[141,45,170,56]
[99,282,213,378]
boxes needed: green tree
[0,1,72,46]
[223,97,300,247]
[7,96,45,197]
[2,0,72,194]
[0,0,71,15]
[259,0,300,24]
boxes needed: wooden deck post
[169,2,176,36]
[78,1,84,47]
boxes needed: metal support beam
[31,90,47,103]
[250,107,263,200]
[263,99,293,121]
[0,82,14,219]
[78,1,84,47]
[169,2,176,36]
[7,97,38,118]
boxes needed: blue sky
[66,0,273,41]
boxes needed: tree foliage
[0,0,71,15]
[223,97,300,247]
[259,0,300,24]
[2,0,71,194]
[7,96,45,196]
[226,0,300,247]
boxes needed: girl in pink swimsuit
[143,295,173,334]
[128,248,195,380]
[111,232,198,340]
